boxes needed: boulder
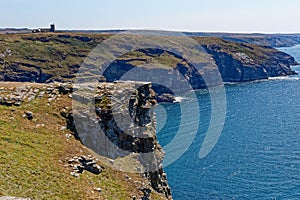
[24,111,33,120]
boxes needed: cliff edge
[0,81,171,199]
[0,33,298,90]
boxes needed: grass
[0,85,166,199]
[193,37,279,63]
[0,33,105,82]
[0,98,87,199]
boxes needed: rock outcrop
[203,44,298,82]
[70,81,172,199]
[0,33,298,91]
[0,82,72,107]
[67,155,102,177]
[0,197,31,200]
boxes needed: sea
[156,45,300,199]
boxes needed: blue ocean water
[156,46,300,199]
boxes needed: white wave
[268,76,288,80]
[174,96,187,102]
[268,76,300,80]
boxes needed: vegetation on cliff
[184,32,300,48]
[0,32,299,199]
[0,32,298,86]
[0,82,168,199]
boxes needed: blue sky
[1,0,300,33]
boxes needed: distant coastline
[1,28,300,48]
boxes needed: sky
[1,0,300,33]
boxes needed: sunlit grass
[0,91,166,199]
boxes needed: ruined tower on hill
[50,24,55,32]
[32,24,55,33]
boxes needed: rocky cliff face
[0,33,298,105]
[0,33,298,87]
[101,44,298,97]
[68,82,172,199]
[203,43,298,82]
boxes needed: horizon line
[1,27,300,35]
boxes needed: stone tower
[50,24,55,32]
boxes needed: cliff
[0,33,298,91]
[0,81,171,199]
[201,40,298,82]
[184,32,300,48]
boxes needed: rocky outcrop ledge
[69,81,172,199]
[203,44,299,82]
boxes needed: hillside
[0,82,170,199]
[0,33,298,89]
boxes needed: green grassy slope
[0,82,165,200]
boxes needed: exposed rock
[1,33,297,100]
[58,83,73,94]
[24,111,33,120]
[93,187,102,193]
[70,171,79,178]
[203,44,298,82]
[0,83,73,107]
[14,101,21,106]
[0,197,31,200]
[0,48,12,58]
[140,188,151,200]
[1,62,52,83]
[67,81,172,199]
[65,133,72,139]
[67,155,102,177]
[146,169,172,198]
[35,124,45,128]
[156,93,176,103]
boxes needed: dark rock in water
[157,93,176,103]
